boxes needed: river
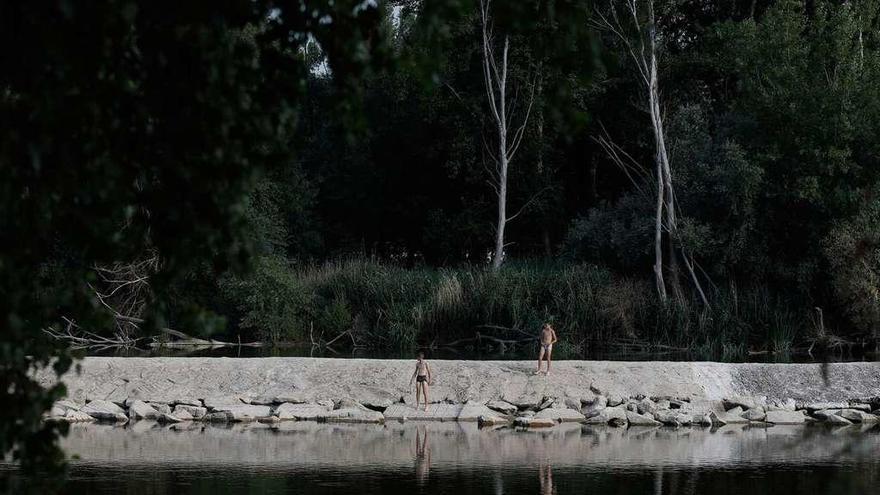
[4,421,879,494]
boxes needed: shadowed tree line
[2,0,880,486]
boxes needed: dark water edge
[3,421,880,495]
[79,343,878,363]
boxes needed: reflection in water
[1,422,878,494]
[539,461,554,495]
[413,425,431,485]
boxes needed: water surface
[4,421,879,494]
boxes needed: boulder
[259,416,281,424]
[173,404,207,419]
[204,412,232,422]
[533,407,586,423]
[477,415,508,427]
[316,399,335,409]
[458,401,506,422]
[158,413,185,424]
[847,403,872,412]
[582,396,608,418]
[836,409,880,423]
[271,394,308,404]
[820,414,853,425]
[723,396,763,411]
[766,398,797,411]
[274,403,332,421]
[82,400,128,422]
[799,401,849,412]
[203,397,246,410]
[173,398,203,407]
[606,395,625,407]
[63,410,96,423]
[765,410,805,425]
[625,410,661,426]
[708,410,750,426]
[741,408,766,422]
[322,406,384,423]
[128,400,160,421]
[654,410,693,426]
[361,397,394,411]
[149,403,172,415]
[211,404,273,422]
[583,405,627,426]
[514,417,555,428]
[635,398,657,416]
[486,400,518,415]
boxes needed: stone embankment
[38,357,880,429]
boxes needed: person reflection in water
[413,425,431,485]
[539,461,555,495]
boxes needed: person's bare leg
[422,383,430,411]
[545,347,553,375]
[535,347,545,374]
[414,382,421,410]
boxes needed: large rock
[54,399,81,413]
[63,410,96,423]
[211,404,273,422]
[203,397,246,410]
[149,403,172,415]
[741,408,766,422]
[583,405,627,426]
[486,400,518,415]
[625,410,661,426]
[582,396,608,418]
[799,401,849,412]
[514,416,556,428]
[322,403,384,423]
[458,401,506,422]
[765,410,806,425]
[533,407,586,423]
[723,396,763,411]
[173,404,207,419]
[766,398,797,411]
[128,400,160,420]
[654,410,693,426]
[82,400,127,422]
[836,409,880,423]
[634,398,657,416]
[173,398,203,407]
[274,402,332,420]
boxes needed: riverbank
[37,357,880,428]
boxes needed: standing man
[535,323,558,375]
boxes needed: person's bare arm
[410,364,418,386]
[426,362,433,385]
[551,329,558,344]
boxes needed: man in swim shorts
[410,351,432,411]
[535,323,558,375]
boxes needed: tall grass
[226,257,812,357]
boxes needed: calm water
[4,421,880,494]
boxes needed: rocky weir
[37,357,880,429]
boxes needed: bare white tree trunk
[480,0,534,270]
[593,0,708,306]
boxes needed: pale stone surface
[765,410,805,424]
[129,400,160,420]
[274,403,332,420]
[533,407,586,423]
[800,401,849,411]
[149,403,172,415]
[35,358,880,419]
[836,409,880,423]
[486,400,518,415]
[211,404,273,421]
[173,398,203,407]
[384,404,462,421]
[654,410,693,426]
[82,400,127,422]
[63,410,96,422]
[626,410,661,426]
[173,404,207,419]
[584,405,627,426]
[458,401,505,422]
[741,408,766,421]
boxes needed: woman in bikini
[409,351,432,411]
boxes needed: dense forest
[35,0,880,358]
[182,0,879,359]
[3,0,880,480]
